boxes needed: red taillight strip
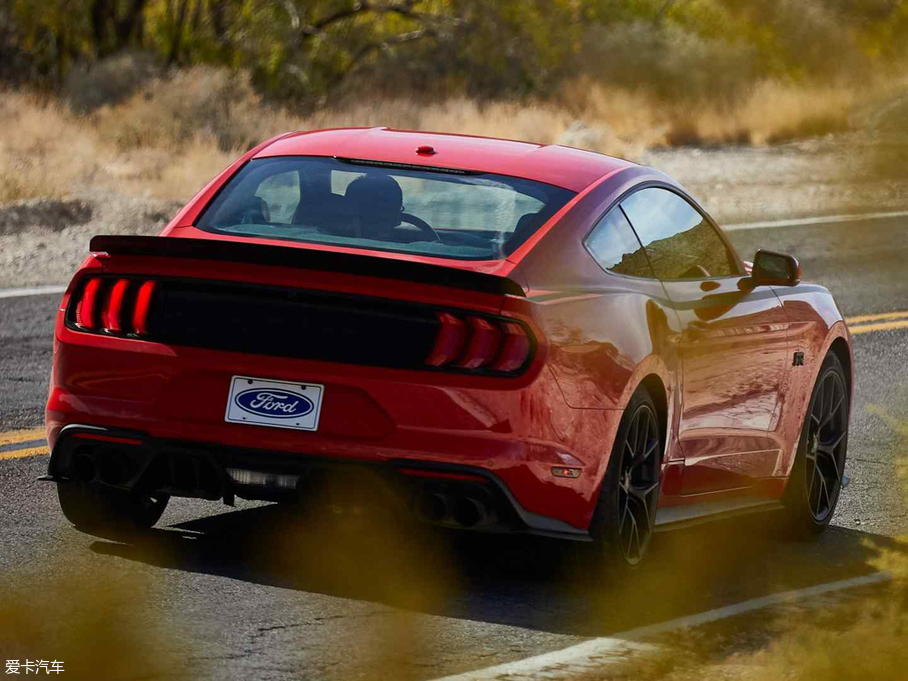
[132,280,157,335]
[398,468,489,483]
[424,311,533,374]
[102,279,130,333]
[426,312,467,366]
[75,278,102,329]
[490,322,531,372]
[71,433,143,446]
[456,317,501,369]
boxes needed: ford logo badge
[234,388,314,419]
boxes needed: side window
[620,188,740,280]
[255,170,300,224]
[585,207,655,278]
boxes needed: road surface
[1,214,907,679]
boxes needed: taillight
[426,313,467,366]
[425,312,533,374]
[102,279,130,333]
[490,323,531,373]
[456,317,501,369]
[69,277,157,337]
[75,277,102,329]
[132,281,157,336]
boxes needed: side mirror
[742,250,801,288]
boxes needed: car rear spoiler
[88,235,525,297]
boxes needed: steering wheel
[400,212,440,242]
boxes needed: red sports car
[43,128,852,567]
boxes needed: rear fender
[772,283,852,478]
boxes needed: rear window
[196,157,575,260]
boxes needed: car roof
[254,127,636,193]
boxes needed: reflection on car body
[44,127,853,568]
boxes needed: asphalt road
[2,215,908,680]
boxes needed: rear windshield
[195,156,575,260]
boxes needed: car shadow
[88,500,898,638]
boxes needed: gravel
[0,189,181,288]
[2,138,906,289]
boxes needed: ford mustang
[42,127,853,567]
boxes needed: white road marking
[724,210,908,231]
[434,571,890,680]
[0,285,66,300]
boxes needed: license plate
[225,376,324,431]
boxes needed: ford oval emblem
[234,388,314,419]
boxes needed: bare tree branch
[114,0,149,48]
[325,26,436,91]
[167,0,190,65]
[299,0,459,38]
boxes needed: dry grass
[0,93,97,202]
[1,67,905,206]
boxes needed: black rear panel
[148,279,439,369]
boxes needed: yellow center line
[0,446,48,461]
[0,428,45,447]
[849,319,908,335]
[846,310,908,325]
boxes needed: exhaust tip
[71,453,96,482]
[451,496,486,528]
[416,492,449,523]
[97,449,133,485]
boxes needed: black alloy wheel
[783,352,849,536]
[804,363,848,522]
[592,387,662,568]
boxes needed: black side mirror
[743,250,801,288]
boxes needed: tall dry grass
[1,66,905,206]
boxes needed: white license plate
[225,375,324,431]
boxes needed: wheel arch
[828,335,853,403]
[639,373,669,452]
[588,372,670,511]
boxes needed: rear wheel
[590,387,662,569]
[782,352,849,537]
[57,482,169,532]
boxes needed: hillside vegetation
[5,1,908,106]
[1,1,907,210]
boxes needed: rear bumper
[47,317,620,533]
[44,424,591,541]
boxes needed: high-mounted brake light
[102,279,130,333]
[132,280,157,335]
[75,278,102,329]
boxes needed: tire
[57,482,169,532]
[781,352,849,538]
[589,386,662,569]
